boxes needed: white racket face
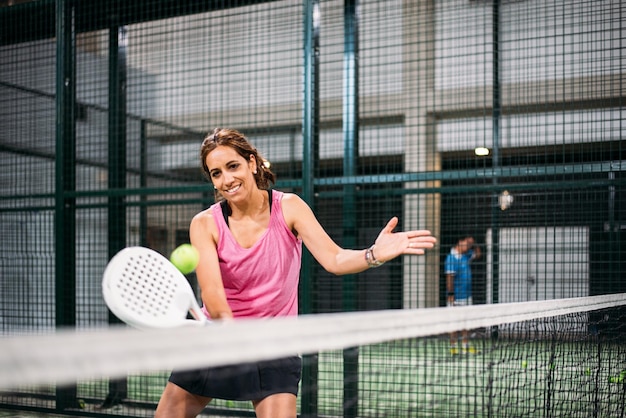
[102,247,207,330]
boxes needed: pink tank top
[203,190,302,319]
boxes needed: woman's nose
[222,171,234,184]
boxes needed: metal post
[140,120,148,247]
[108,25,128,257]
[103,24,129,408]
[54,0,77,409]
[300,1,321,416]
[342,1,359,417]
[491,0,501,308]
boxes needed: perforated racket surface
[102,246,208,330]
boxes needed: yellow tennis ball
[170,244,199,274]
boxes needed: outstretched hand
[372,217,437,262]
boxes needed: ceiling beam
[0,0,277,46]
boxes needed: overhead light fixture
[474,147,490,156]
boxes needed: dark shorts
[168,356,302,401]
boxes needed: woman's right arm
[189,209,233,320]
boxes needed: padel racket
[102,246,208,330]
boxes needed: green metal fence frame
[0,1,625,417]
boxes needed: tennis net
[1,293,625,417]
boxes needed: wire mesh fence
[0,0,624,416]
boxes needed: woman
[155,128,437,418]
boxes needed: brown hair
[200,128,276,193]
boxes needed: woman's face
[205,145,257,201]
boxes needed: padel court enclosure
[1,0,625,416]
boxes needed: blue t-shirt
[444,249,474,300]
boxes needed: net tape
[1,293,625,389]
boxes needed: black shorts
[168,356,302,401]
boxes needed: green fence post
[103,24,129,408]
[300,1,321,417]
[54,0,77,410]
[342,1,360,417]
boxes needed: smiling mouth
[224,184,241,194]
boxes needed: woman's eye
[211,171,220,178]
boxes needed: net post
[343,346,359,418]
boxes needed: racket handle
[189,307,210,325]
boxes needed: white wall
[486,226,590,304]
[435,0,623,90]
[437,108,626,152]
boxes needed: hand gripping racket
[102,246,208,330]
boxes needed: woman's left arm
[281,193,436,275]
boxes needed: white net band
[1,293,625,389]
